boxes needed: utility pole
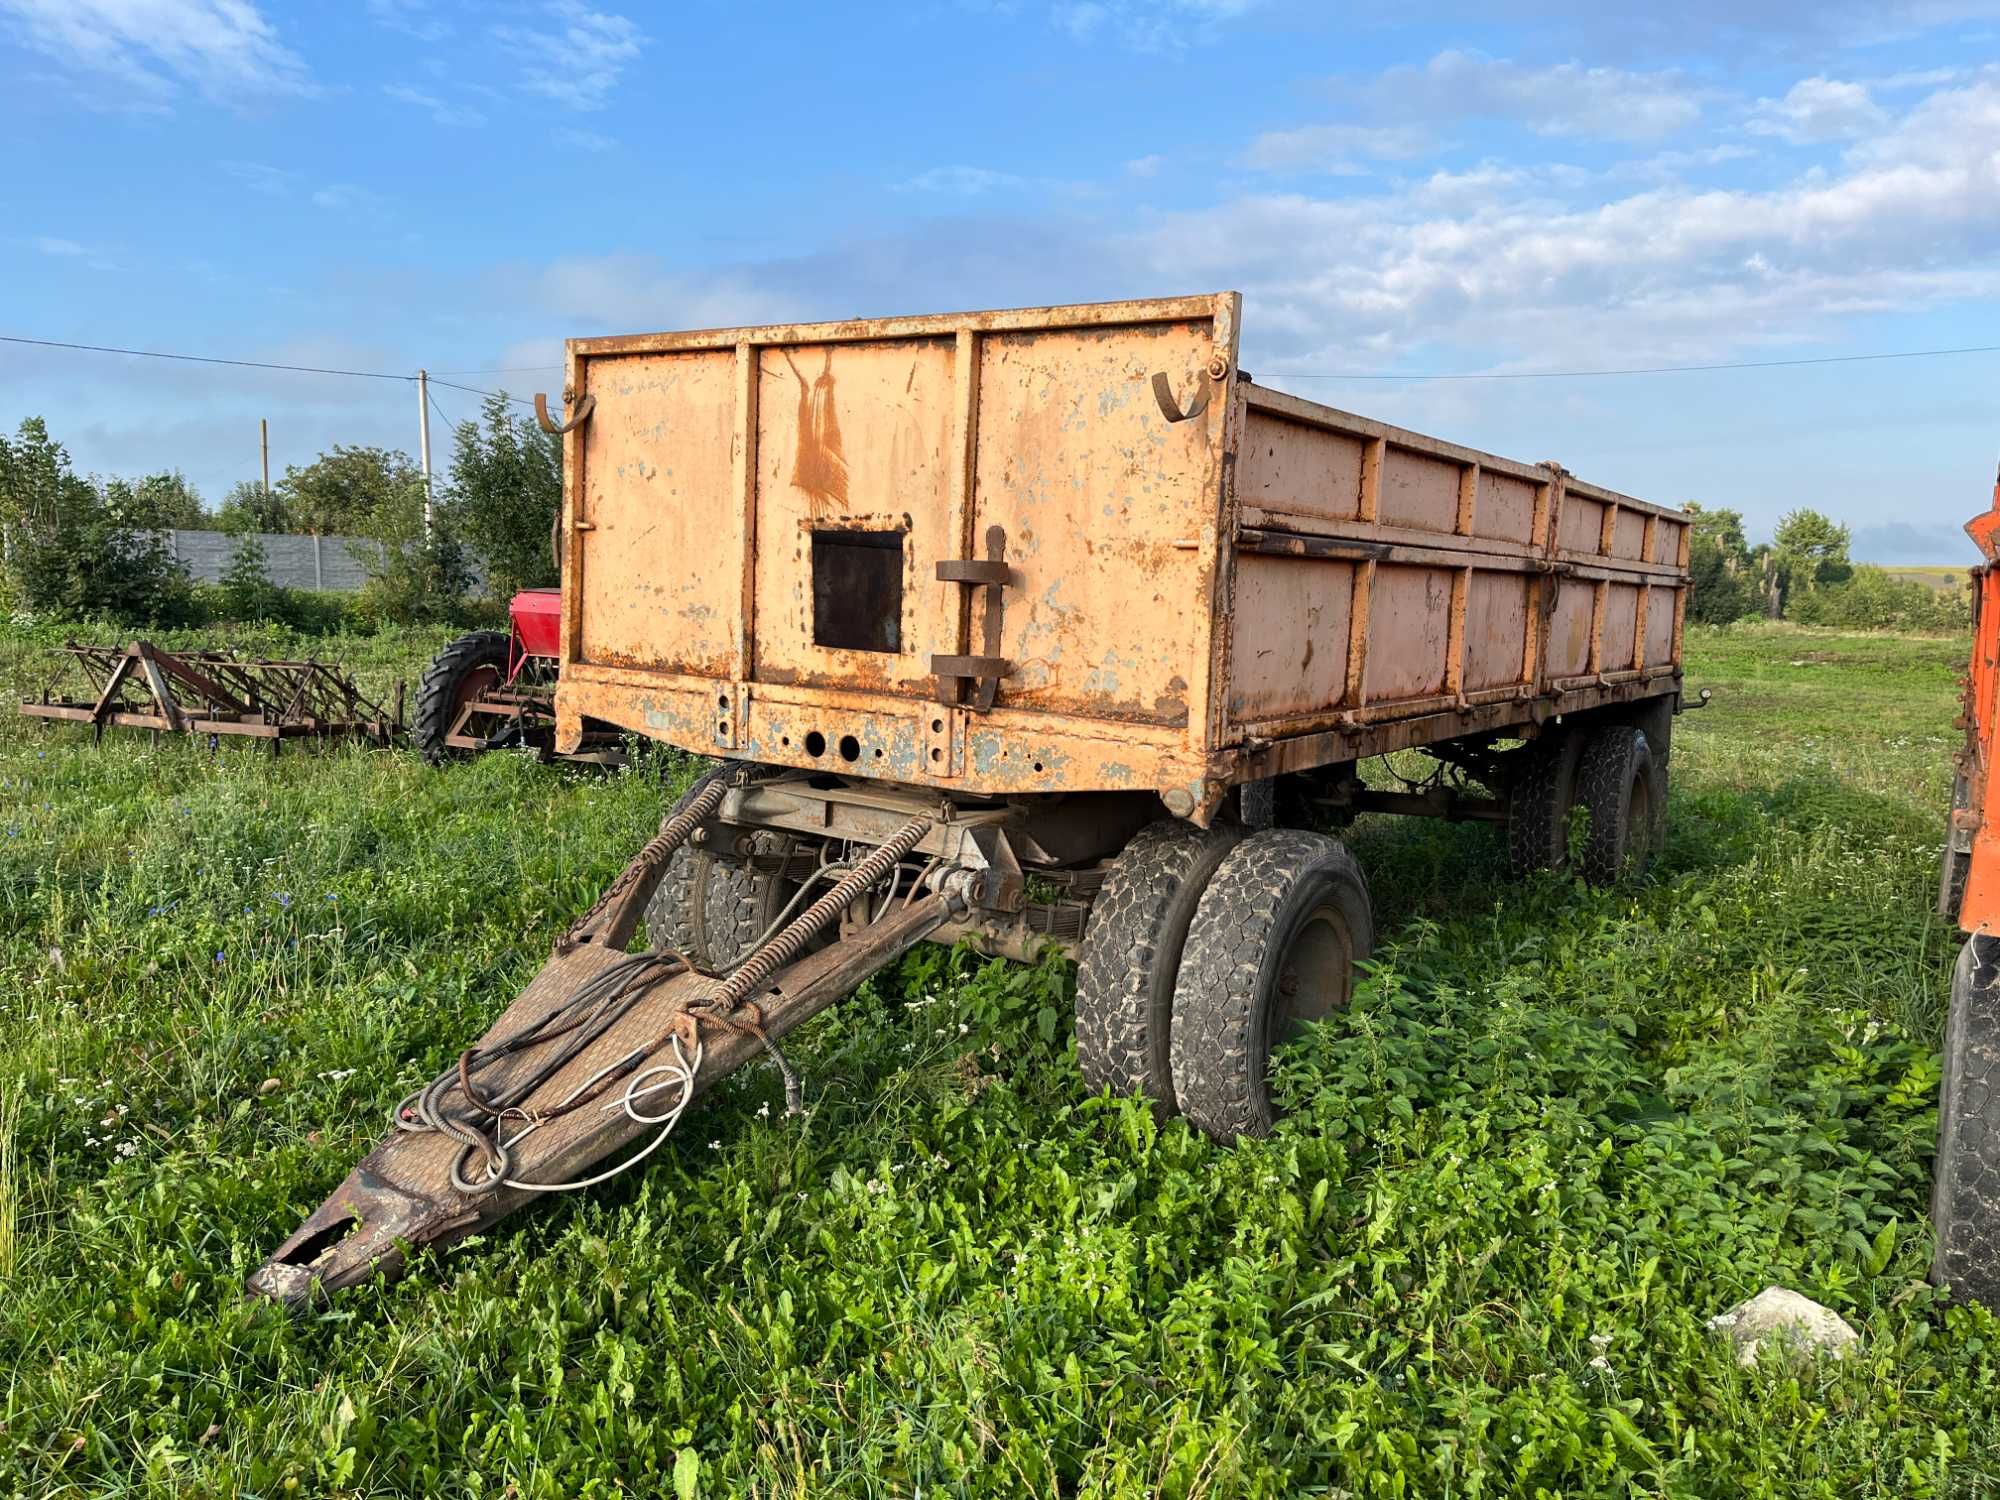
[260,417,270,502]
[417,368,433,537]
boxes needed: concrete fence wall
[163,530,373,592]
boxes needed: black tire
[413,631,510,764]
[1169,829,1374,1141]
[644,766,795,971]
[1507,733,1582,877]
[1934,932,2000,1307]
[1074,820,1246,1118]
[1575,725,1657,887]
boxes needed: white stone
[1707,1286,1860,1368]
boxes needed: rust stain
[785,348,848,515]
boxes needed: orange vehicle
[1933,463,2000,1308]
[255,295,1695,1303]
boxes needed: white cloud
[1051,0,1260,50]
[219,159,296,194]
[555,126,616,152]
[1241,124,1434,173]
[530,254,790,331]
[897,165,1026,196]
[0,0,311,107]
[366,0,448,42]
[490,76,2000,385]
[33,235,91,257]
[493,1,644,111]
[893,165,1095,199]
[384,83,485,128]
[1338,50,1703,143]
[1127,78,2000,375]
[1126,154,1165,178]
[1748,77,1890,143]
[311,184,381,212]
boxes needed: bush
[1786,565,1970,632]
[353,528,481,627]
[217,532,279,622]
[0,418,196,626]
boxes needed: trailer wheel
[1934,932,2000,1307]
[1575,726,1657,886]
[1507,733,1583,876]
[644,767,795,971]
[1074,820,1246,1118]
[413,631,511,763]
[1169,829,1374,1140]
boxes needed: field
[2,619,1996,1497]
[1883,567,1972,595]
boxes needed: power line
[0,332,538,408]
[1276,342,2000,382]
[0,333,412,381]
[15,324,1995,394]
[428,376,535,409]
[426,385,459,438]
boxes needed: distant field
[1883,564,1975,594]
[2,619,1997,1496]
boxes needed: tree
[1684,502,1757,624]
[276,445,423,535]
[215,479,290,534]
[219,530,278,621]
[0,418,193,623]
[446,391,561,598]
[106,470,205,529]
[1771,508,1853,609]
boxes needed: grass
[0,617,1996,1497]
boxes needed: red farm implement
[410,588,626,766]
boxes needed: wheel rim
[1273,900,1356,1041]
[450,663,503,730]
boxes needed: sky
[2,0,1998,562]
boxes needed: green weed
[0,620,1994,1496]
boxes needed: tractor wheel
[1574,725,1657,887]
[1933,932,2000,1308]
[1074,819,1245,1119]
[1169,829,1374,1141]
[644,766,797,972]
[1507,731,1583,877]
[413,631,510,764]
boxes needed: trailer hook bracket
[1151,370,1212,424]
[535,391,596,435]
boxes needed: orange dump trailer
[253,295,1697,1303]
[547,292,1692,1136]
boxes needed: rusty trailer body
[255,294,1695,1303]
[549,292,1688,820]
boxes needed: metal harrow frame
[18,640,403,749]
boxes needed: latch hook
[535,391,596,435]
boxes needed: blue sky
[2,0,1998,561]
